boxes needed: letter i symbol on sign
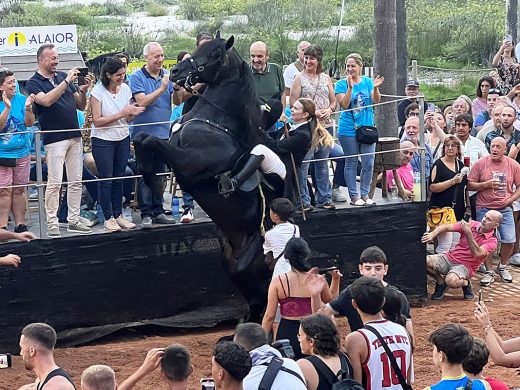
[14,33,19,46]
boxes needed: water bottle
[171,197,180,216]
[413,172,422,202]
[390,184,399,200]
[122,206,133,222]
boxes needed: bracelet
[484,324,493,333]
[450,178,454,185]
[63,79,69,86]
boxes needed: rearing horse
[133,33,280,321]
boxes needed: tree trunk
[395,0,408,95]
[506,0,518,43]
[373,0,398,137]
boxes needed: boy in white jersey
[345,277,413,389]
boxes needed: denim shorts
[476,207,516,244]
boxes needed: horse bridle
[182,56,228,114]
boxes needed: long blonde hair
[298,98,334,149]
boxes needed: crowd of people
[2,32,520,389]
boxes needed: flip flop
[350,199,365,206]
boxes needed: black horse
[133,33,281,321]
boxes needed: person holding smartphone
[422,210,502,301]
[492,36,520,95]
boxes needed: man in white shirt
[282,41,311,96]
[234,323,307,390]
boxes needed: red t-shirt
[447,221,498,278]
[485,376,509,390]
[468,155,520,209]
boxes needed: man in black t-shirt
[26,43,92,238]
[320,246,413,337]
[19,323,75,390]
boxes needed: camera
[0,353,12,369]
[200,378,215,390]
[271,339,295,360]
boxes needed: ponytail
[310,117,334,150]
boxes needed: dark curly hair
[284,237,311,272]
[213,341,251,382]
[300,314,340,357]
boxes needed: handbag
[349,108,378,144]
[264,225,296,271]
[364,325,413,390]
[427,161,462,229]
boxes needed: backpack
[258,356,306,390]
[306,353,364,390]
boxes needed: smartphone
[463,213,471,222]
[478,288,483,303]
[76,67,89,86]
[318,266,339,275]
[427,103,435,112]
[0,353,12,369]
[200,378,215,390]
[505,34,513,44]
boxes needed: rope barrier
[0,147,421,190]
[410,64,493,73]
[1,95,411,137]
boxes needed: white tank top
[357,320,414,390]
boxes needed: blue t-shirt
[472,111,490,135]
[129,67,173,140]
[429,374,486,390]
[0,93,31,158]
[335,76,375,136]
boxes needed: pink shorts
[0,155,31,188]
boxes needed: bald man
[249,41,285,128]
[422,209,503,300]
[468,137,520,285]
[385,141,416,201]
[283,40,311,96]
[401,116,434,183]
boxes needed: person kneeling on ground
[463,337,509,390]
[233,322,306,390]
[118,345,193,390]
[422,210,502,301]
[425,323,491,390]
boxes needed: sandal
[350,199,365,206]
[364,198,376,205]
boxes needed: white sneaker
[496,266,513,283]
[480,271,494,286]
[180,208,194,223]
[332,188,347,202]
[116,215,136,230]
[104,217,121,232]
[509,253,520,266]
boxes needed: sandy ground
[1,281,519,390]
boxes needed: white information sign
[0,25,78,56]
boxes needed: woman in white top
[90,57,144,231]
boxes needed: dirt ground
[2,280,519,390]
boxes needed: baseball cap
[406,80,420,87]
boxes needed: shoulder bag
[427,160,463,229]
[349,105,378,145]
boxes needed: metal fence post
[411,60,418,81]
[418,95,426,202]
[34,131,45,237]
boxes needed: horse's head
[170,31,235,88]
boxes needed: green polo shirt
[250,63,285,104]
